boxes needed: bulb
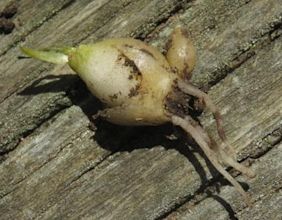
[21,26,255,205]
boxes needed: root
[177,79,236,158]
[171,115,254,205]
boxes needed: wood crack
[0,99,72,160]
[62,151,117,188]
[0,127,90,200]
[205,13,282,89]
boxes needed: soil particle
[128,84,140,97]
[0,1,18,19]
[0,18,15,34]
[0,1,18,35]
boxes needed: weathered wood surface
[0,0,281,219]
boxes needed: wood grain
[0,0,281,219]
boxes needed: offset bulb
[166,26,196,80]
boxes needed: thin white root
[219,150,256,178]
[186,115,255,179]
[171,115,253,205]
[177,79,236,158]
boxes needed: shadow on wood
[18,73,250,215]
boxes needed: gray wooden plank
[0,0,281,219]
[18,26,281,220]
[199,28,282,158]
[165,143,282,220]
[0,106,112,219]
[0,145,199,219]
[0,21,281,220]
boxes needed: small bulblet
[67,39,177,125]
